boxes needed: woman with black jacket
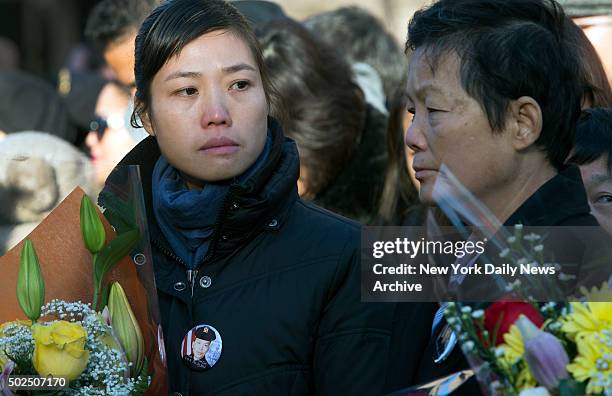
[99,1,392,394]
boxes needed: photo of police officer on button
[183,326,218,370]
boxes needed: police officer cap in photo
[194,326,216,342]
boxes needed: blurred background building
[560,0,612,84]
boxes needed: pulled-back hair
[132,0,275,127]
[407,0,583,169]
[258,19,366,196]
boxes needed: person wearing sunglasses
[85,81,140,188]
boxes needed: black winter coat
[101,120,393,396]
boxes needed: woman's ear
[134,99,155,136]
[140,111,155,137]
[509,96,543,151]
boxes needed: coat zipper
[187,269,198,297]
[150,239,191,294]
[151,239,199,298]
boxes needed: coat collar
[99,117,300,263]
[504,165,592,226]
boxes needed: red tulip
[484,297,544,346]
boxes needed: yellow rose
[31,321,90,380]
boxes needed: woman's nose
[200,89,232,128]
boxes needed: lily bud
[516,315,569,389]
[108,282,144,376]
[101,306,112,326]
[80,195,106,254]
[17,239,45,322]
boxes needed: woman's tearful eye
[230,80,250,91]
[177,87,198,96]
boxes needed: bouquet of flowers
[0,194,151,395]
[444,225,612,396]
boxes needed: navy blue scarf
[152,133,272,269]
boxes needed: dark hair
[376,82,420,225]
[563,17,612,108]
[258,19,366,196]
[85,0,157,51]
[132,0,275,128]
[407,0,583,170]
[303,6,406,102]
[567,108,612,173]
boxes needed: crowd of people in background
[0,0,611,394]
[0,0,417,251]
[0,0,610,250]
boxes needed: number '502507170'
[7,375,68,390]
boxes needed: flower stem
[92,253,99,310]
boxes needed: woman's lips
[413,168,437,181]
[200,145,240,155]
[199,137,240,155]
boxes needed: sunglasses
[89,113,125,139]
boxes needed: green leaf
[99,283,111,311]
[559,378,586,396]
[94,229,140,285]
[92,229,140,310]
[98,189,137,234]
